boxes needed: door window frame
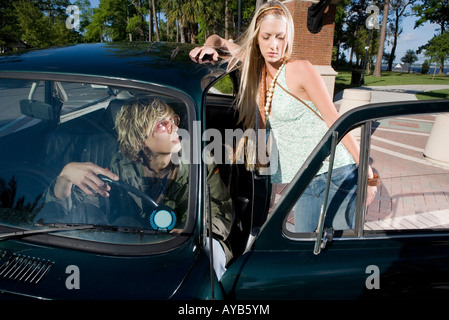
[0,72,199,256]
[256,100,449,251]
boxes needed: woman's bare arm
[287,60,377,204]
[189,35,241,62]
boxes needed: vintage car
[0,42,449,300]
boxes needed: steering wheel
[98,174,157,208]
[98,174,177,231]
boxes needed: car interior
[205,91,271,258]
[0,81,181,227]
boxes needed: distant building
[393,63,412,73]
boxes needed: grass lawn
[334,69,449,99]
[212,68,449,99]
[416,89,449,100]
[335,70,449,89]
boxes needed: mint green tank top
[267,67,354,183]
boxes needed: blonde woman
[190,1,378,232]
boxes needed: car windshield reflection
[0,78,191,246]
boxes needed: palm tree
[161,0,221,43]
[161,0,185,42]
[151,0,160,41]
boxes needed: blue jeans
[294,164,358,232]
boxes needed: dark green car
[0,42,449,300]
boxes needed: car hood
[0,236,204,300]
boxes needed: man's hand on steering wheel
[54,162,119,199]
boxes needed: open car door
[221,99,449,299]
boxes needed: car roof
[0,42,229,99]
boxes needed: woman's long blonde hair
[230,1,294,170]
[231,0,294,130]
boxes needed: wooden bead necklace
[263,59,286,116]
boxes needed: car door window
[281,112,449,239]
[365,114,449,231]
[211,74,234,95]
[281,132,360,236]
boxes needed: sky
[82,0,438,65]
[382,7,441,65]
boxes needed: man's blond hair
[115,98,175,162]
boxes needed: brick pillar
[284,0,338,97]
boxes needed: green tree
[0,0,21,52]
[421,59,430,74]
[401,49,418,72]
[160,0,257,44]
[413,0,449,73]
[413,0,449,34]
[333,0,352,64]
[81,0,257,44]
[196,1,226,43]
[161,0,206,43]
[161,0,190,43]
[84,5,107,42]
[74,0,95,35]
[160,0,181,42]
[14,0,75,48]
[342,0,372,66]
[31,0,71,23]
[356,26,379,74]
[85,0,148,42]
[421,32,449,74]
[386,0,415,71]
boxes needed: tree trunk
[387,14,400,71]
[127,5,132,42]
[349,29,357,66]
[374,0,389,77]
[225,0,229,39]
[349,47,354,65]
[152,0,160,41]
[440,24,445,74]
[180,20,186,43]
[148,4,152,41]
[166,19,170,41]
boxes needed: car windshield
[0,78,192,246]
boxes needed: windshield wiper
[0,222,191,242]
[0,223,95,242]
